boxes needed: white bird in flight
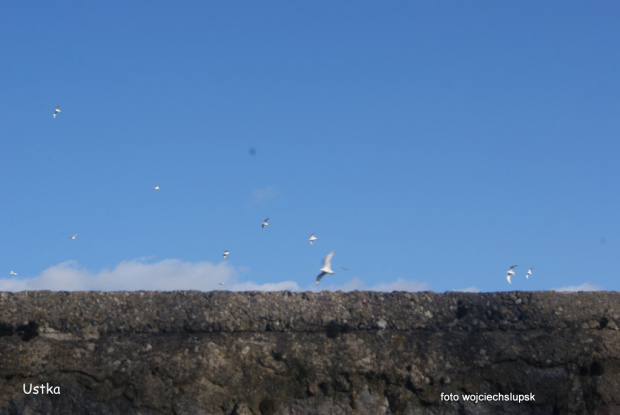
[9,270,18,276]
[526,268,533,279]
[315,250,335,286]
[506,265,517,284]
[218,282,225,286]
[223,250,230,260]
[52,106,61,118]
[262,218,269,228]
[153,185,160,191]
[68,233,78,240]
[309,233,317,246]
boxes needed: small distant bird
[218,282,225,286]
[315,250,335,286]
[153,185,160,191]
[506,265,518,284]
[52,106,61,118]
[223,250,230,260]
[68,233,78,240]
[309,233,317,246]
[9,270,18,276]
[262,218,269,228]
[526,268,533,279]
[340,267,349,271]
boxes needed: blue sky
[1,2,619,292]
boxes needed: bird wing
[321,250,335,272]
[316,271,326,285]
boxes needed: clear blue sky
[1,2,619,292]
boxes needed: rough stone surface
[0,291,619,414]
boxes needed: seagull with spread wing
[506,265,517,284]
[53,106,61,118]
[309,233,317,246]
[315,250,335,286]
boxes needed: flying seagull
[262,218,269,228]
[526,268,533,279]
[68,233,78,240]
[315,250,335,286]
[218,282,225,286]
[506,265,517,284]
[309,233,317,246]
[9,270,17,276]
[52,106,61,118]
[222,250,230,260]
[153,185,160,191]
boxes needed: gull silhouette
[309,233,317,246]
[506,265,517,284]
[315,250,335,286]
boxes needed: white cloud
[0,259,237,292]
[314,277,429,292]
[552,283,604,292]
[368,278,429,292]
[453,286,481,293]
[0,259,429,293]
[229,281,300,291]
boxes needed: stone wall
[0,291,619,414]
